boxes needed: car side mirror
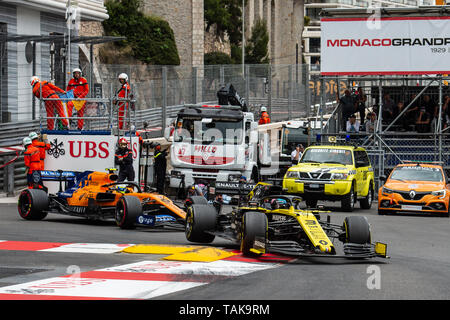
[379,175,386,183]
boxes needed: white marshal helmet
[23,137,32,146]
[73,68,82,75]
[118,73,128,81]
[261,106,267,112]
[30,76,40,86]
[29,132,39,140]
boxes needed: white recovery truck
[165,103,270,195]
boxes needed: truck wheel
[360,183,373,209]
[185,204,217,243]
[115,196,142,229]
[341,184,356,212]
[240,211,267,256]
[18,189,48,220]
[343,216,371,244]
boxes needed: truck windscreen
[174,117,244,145]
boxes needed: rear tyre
[343,216,371,244]
[341,184,356,212]
[115,196,142,229]
[187,196,208,206]
[360,183,373,209]
[18,189,48,220]
[185,204,217,243]
[240,211,267,256]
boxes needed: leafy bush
[204,51,233,65]
[103,0,180,65]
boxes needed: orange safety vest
[67,77,89,98]
[31,139,50,170]
[24,145,41,174]
[258,111,271,125]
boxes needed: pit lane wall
[43,133,140,193]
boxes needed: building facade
[0,0,108,123]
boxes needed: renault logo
[409,190,416,199]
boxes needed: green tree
[103,0,180,65]
[204,51,233,65]
[204,0,246,45]
[244,18,269,64]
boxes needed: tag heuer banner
[320,16,450,75]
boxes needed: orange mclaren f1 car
[17,169,186,229]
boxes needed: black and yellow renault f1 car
[185,182,388,259]
[17,169,186,230]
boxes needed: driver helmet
[116,185,127,194]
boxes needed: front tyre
[240,211,267,256]
[18,189,48,220]
[185,204,217,243]
[343,216,371,244]
[115,196,142,229]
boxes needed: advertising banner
[44,134,140,192]
[321,16,450,75]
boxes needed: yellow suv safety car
[283,144,375,212]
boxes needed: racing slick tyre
[115,196,142,230]
[343,216,371,244]
[185,204,217,243]
[187,196,208,206]
[240,211,268,257]
[18,189,48,220]
[341,183,356,212]
[360,183,374,210]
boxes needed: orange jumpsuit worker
[114,73,131,130]
[29,131,50,170]
[23,137,41,188]
[66,68,89,130]
[258,106,271,125]
[31,76,69,130]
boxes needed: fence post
[192,66,198,104]
[267,65,272,116]
[162,66,167,136]
[3,155,14,196]
[288,65,293,120]
[439,75,443,163]
[245,65,250,110]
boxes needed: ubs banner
[44,134,140,192]
[321,16,450,75]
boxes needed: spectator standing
[114,73,131,130]
[258,106,271,125]
[382,93,395,123]
[30,76,69,130]
[153,142,168,194]
[114,137,135,182]
[22,137,41,188]
[29,132,50,171]
[355,87,367,125]
[337,90,356,131]
[66,68,89,130]
[416,107,432,133]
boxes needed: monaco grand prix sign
[320,16,450,75]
